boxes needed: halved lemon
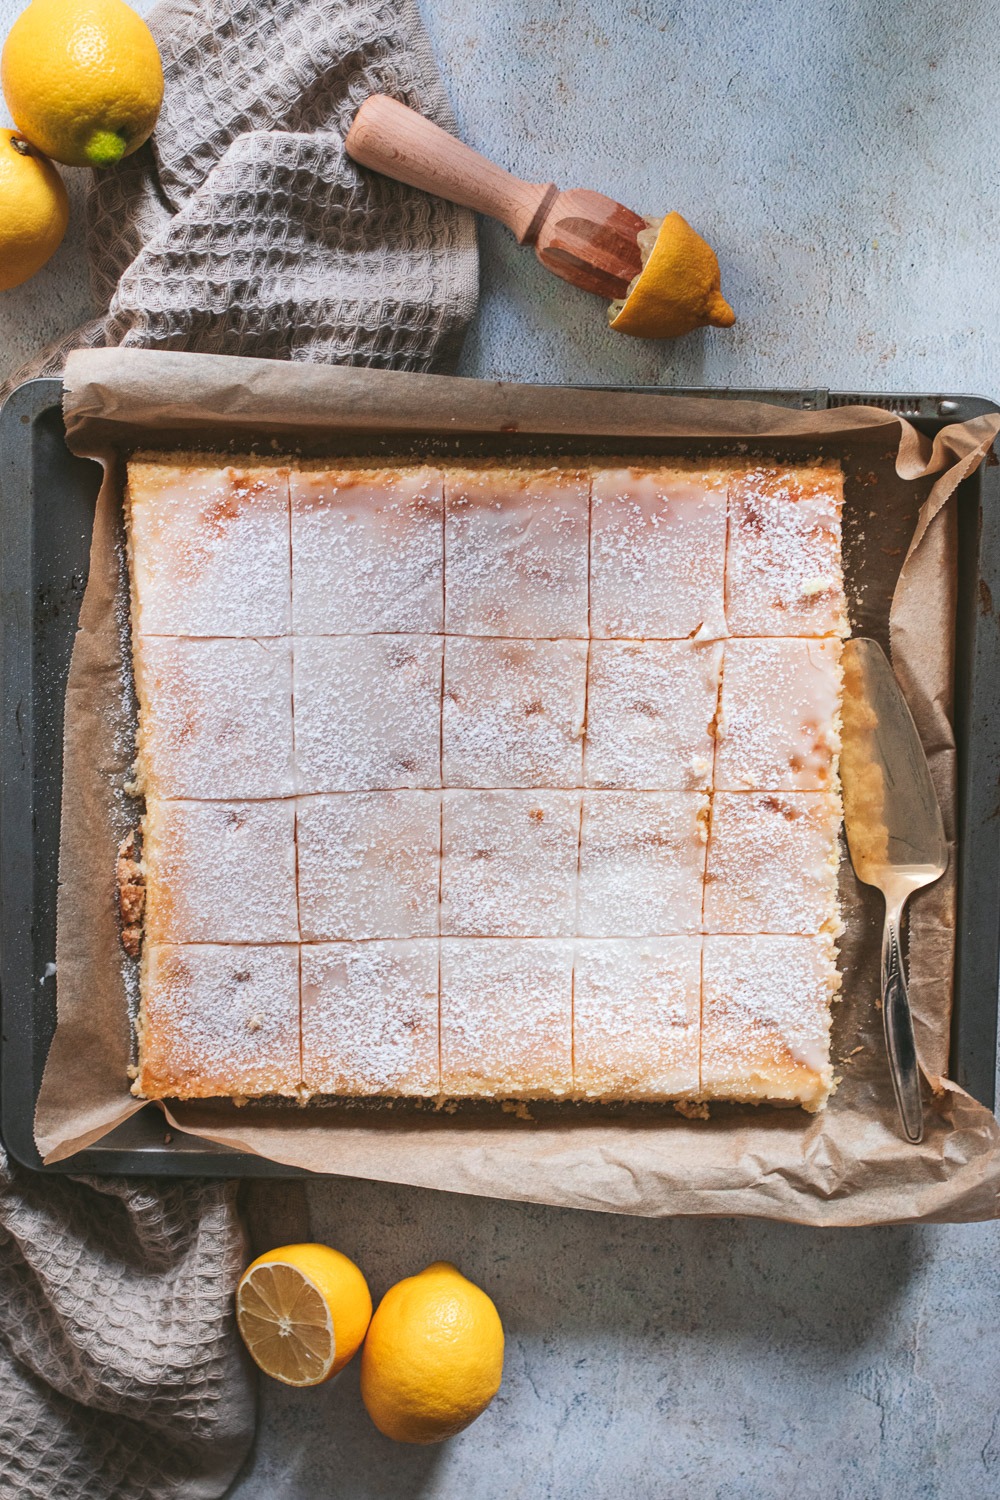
[236,1243,372,1387]
[608,210,735,339]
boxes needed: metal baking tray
[2,377,997,1178]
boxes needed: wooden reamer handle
[345,94,557,245]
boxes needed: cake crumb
[116,829,146,958]
[501,1100,534,1121]
[674,1099,710,1120]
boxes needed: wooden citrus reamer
[345,94,646,301]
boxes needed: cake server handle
[880,896,924,1144]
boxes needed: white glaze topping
[590,467,729,640]
[128,455,845,1108]
[703,791,842,935]
[584,639,723,791]
[444,467,589,637]
[573,937,701,1099]
[290,466,443,634]
[296,791,441,941]
[715,637,842,791]
[128,463,292,638]
[300,940,440,1097]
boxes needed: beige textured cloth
[5,0,477,389]
[0,0,477,1494]
[0,1162,253,1499]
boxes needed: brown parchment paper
[36,346,1000,1225]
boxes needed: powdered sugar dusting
[444,467,589,637]
[577,792,709,936]
[301,940,440,1097]
[128,463,292,637]
[137,943,300,1099]
[590,467,729,639]
[573,938,701,1099]
[297,792,440,940]
[703,792,842,935]
[440,938,574,1098]
[442,637,587,788]
[291,467,443,633]
[294,635,442,792]
[715,638,842,790]
[143,799,299,943]
[441,790,581,936]
[135,637,295,799]
[127,455,844,1108]
[701,934,837,1107]
[726,466,846,637]
[584,639,723,790]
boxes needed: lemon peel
[360,1261,504,1444]
[1,0,163,170]
[609,210,735,339]
[0,129,68,291]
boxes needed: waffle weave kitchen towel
[0,0,477,1495]
[3,0,477,387]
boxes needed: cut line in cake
[124,454,846,1112]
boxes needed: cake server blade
[840,638,948,1143]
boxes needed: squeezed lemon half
[609,210,735,339]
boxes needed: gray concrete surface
[2,0,1000,1495]
[233,1179,1000,1500]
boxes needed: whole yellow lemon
[360,1261,504,1444]
[2,0,163,169]
[0,129,68,290]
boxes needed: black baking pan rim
[1,377,996,1178]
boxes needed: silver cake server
[840,638,948,1144]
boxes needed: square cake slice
[444,466,590,637]
[441,789,581,937]
[701,934,837,1109]
[133,636,296,800]
[142,798,299,944]
[725,464,846,637]
[703,791,842,935]
[135,943,301,1100]
[294,635,442,793]
[584,639,723,791]
[440,938,574,1098]
[290,464,443,634]
[296,792,440,941]
[300,940,440,1098]
[576,791,708,937]
[715,638,842,791]
[573,938,701,1099]
[126,458,291,638]
[590,464,729,640]
[442,637,587,788]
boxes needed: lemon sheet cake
[125,456,845,1110]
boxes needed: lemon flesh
[236,1243,372,1387]
[0,130,68,291]
[609,210,735,339]
[1,0,163,169]
[360,1261,504,1444]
